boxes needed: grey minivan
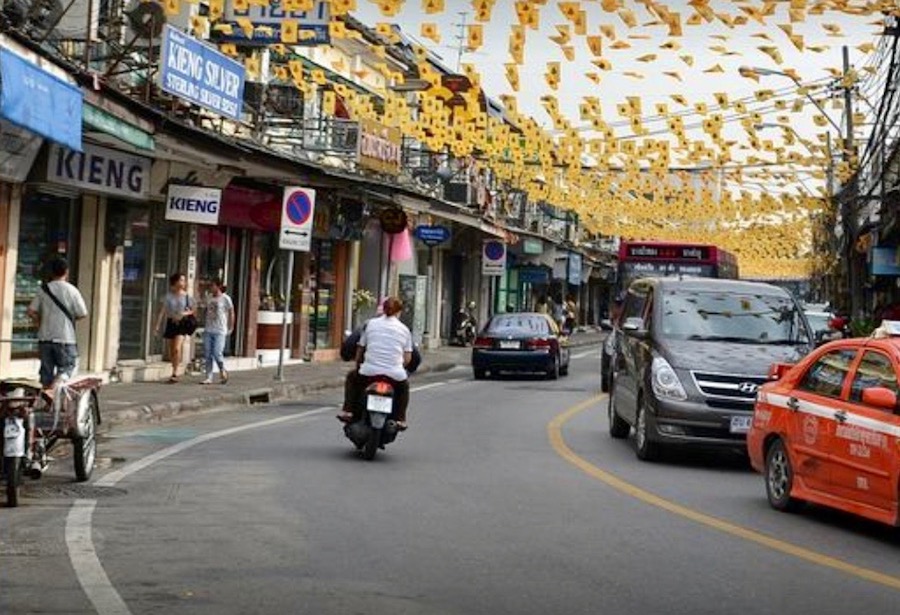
[608,278,812,461]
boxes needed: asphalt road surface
[4,348,900,614]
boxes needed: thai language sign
[358,119,402,175]
[219,0,330,45]
[0,48,82,150]
[159,25,245,120]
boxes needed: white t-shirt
[29,280,88,344]
[205,293,234,334]
[359,315,413,382]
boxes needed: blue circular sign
[286,191,312,226]
[484,241,505,261]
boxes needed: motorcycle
[343,379,403,461]
[454,302,478,347]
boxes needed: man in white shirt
[348,297,413,428]
[28,257,88,388]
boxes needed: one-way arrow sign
[280,187,316,251]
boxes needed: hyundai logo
[738,382,759,394]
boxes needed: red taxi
[748,335,900,526]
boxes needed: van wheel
[765,439,800,512]
[608,384,630,439]
[635,398,660,461]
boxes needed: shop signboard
[47,143,151,198]
[358,119,403,175]
[871,247,900,276]
[0,120,42,182]
[165,185,222,225]
[413,225,451,246]
[219,0,330,46]
[279,186,316,251]
[568,252,583,286]
[482,240,507,276]
[0,48,82,150]
[159,25,245,120]
[523,238,543,255]
[83,104,155,151]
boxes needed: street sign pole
[275,250,295,382]
[275,186,316,382]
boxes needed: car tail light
[473,336,493,349]
[768,363,794,381]
[526,338,552,350]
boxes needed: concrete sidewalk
[97,330,605,427]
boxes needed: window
[621,285,649,328]
[798,349,857,399]
[850,351,899,405]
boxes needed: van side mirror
[861,387,898,411]
[622,317,649,340]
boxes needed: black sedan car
[471,313,570,380]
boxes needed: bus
[616,241,739,291]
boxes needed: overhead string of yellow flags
[188,0,892,279]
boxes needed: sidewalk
[98,330,605,428]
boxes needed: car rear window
[487,315,550,336]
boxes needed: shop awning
[394,194,509,240]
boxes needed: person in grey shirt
[27,257,88,388]
[200,278,235,385]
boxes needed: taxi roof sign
[880,320,900,337]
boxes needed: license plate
[499,340,520,350]
[4,422,20,438]
[366,395,393,414]
[730,416,753,434]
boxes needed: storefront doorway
[115,202,177,361]
[196,225,250,356]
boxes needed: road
[3,347,900,614]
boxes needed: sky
[350,0,886,195]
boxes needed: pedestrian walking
[200,278,235,385]
[27,257,88,390]
[154,272,196,383]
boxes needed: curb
[101,339,600,428]
[102,359,461,428]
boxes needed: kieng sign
[159,25,245,120]
[165,185,222,225]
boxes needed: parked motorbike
[454,302,478,346]
[343,379,403,461]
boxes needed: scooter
[343,380,402,461]
[2,386,33,508]
[454,302,478,346]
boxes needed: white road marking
[66,500,131,615]
[571,350,599,360]
[69,406,332,615]
[67,380,458,614]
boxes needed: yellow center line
[548,395,900,592]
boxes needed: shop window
[12,191,80,359]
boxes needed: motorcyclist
[337,297,414,429]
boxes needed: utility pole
[840,45,860,317]
[450,12,469,72]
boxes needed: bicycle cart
[1,341,102,507]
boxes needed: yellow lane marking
[548,395,900,592]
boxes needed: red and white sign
[279,186,316,251]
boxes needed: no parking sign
[482,240,507,276]
[279,186,316,252]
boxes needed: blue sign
[871,247,900,276]
[414,225,451,246]
[160,25,245,120]
[218,0,330,46]
[519,266,550,285]
[568,252,583,286]
[0,48,82,150]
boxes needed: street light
[741,65,844,134]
